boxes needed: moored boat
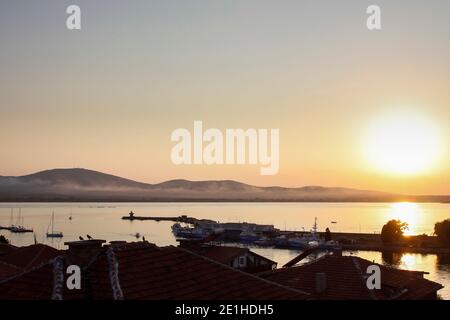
[239,230,261,243]
[46,212,63,238]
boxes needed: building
[0,243,17,257]
[182,244,277,273]
[0,240,309,300]
[0,261,21,281]
[258,254,443,300]
[0,243,61,271]
[0,240,443,300]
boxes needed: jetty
[121,211,206,224]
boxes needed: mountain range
[0,168,448,202]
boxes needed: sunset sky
[0,0,449,195]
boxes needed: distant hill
[0,168,448,202]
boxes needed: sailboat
[10,208,33,233]
[46,212,63,238]
[0,208,13,230]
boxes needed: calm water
[1,202,449,299]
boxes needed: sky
[0,0,449,194]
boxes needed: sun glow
[388,202,422,236]
[364,110,441,175]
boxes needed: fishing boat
[171,223,209,239]
[239,230,261,243]
[254,236,274,247]
[319,240,342,250]
[287,217,323,249]
[287,236,320,249]
[46,212,63,238]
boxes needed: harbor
[2,202,450,299]
[121,211,450,254]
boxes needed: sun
[364,110,441,175]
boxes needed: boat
[287,236,319,249]
[46,212,63,238]
[286,217,324,249]
[1,208,15,230]
[10,226,33,233]
[254,236,274,247]
[171,223,209,239]
[319,240,342,250]
[239,230,261,243]
[274,235,289,247]
[10,208,33,233]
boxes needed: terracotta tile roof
[87,242,307,300]
[0,260,56,299]
[258,255,443,300]
[0,242,309,300]
[0,242,443,301]
[0,243,17,257]
[186,245,276,267]
[191,246,249,264]
[0,261,21,280]
[0,244,61,270]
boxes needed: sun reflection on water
[400,254,417,270]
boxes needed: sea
[1,202,449,299]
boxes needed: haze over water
[1,202,449,299]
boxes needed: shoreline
[341,244,450,254]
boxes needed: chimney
[315,272,327,294]
[64,239,106,267]
[109,241,127,245]
[177,238,203,249]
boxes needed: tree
[0,235,9,244]
[435,219,450,247]
[381,220,408,244]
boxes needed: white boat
[171,223,209,239]
[46,212,63,238]
[287,217,323,248]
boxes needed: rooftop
[258,255,443,300]
[0,241,308,300]
[0,243,61,270]
[186,245,276,266]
